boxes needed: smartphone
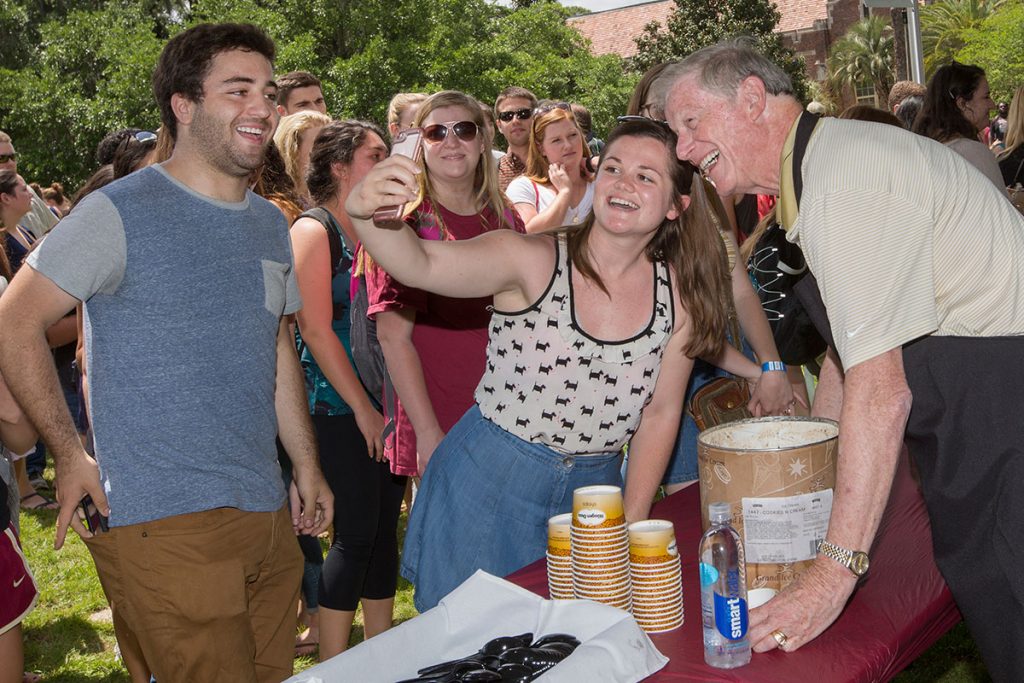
[79,494,109,534]
[373,127,424,227]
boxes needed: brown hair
[887,80,927,112]
[276,70,322,110]
[306,119,389,206]
[627,63,670,119]
[560,119,730,357]
[152,23,276,140]
[839,105,903,127]
[524,106,588,184]
[913,61,987,142]
[494,86,537,117]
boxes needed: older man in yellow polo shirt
[657,38,1024,682]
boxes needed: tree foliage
[827,16,895,108]
[0,0,635,188]
[955,0,1024,103]
[630,0,808,103]
[919,0,1006,78]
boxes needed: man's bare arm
[274,318,333,536]
[749,347,912,652]
[0,267,102,548]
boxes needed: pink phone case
[373,127,423,226]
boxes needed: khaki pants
[85,505,302,683]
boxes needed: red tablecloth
[506,450,961,681]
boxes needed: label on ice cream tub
[741,489,833,563]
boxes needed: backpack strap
[787,112,837,352]
[791,111,821,207]
[299,207,351,321]
[299,207,351,279]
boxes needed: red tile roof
[567,0,830,58]
[775,0,829,33]
[567,1,675,58]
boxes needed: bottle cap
[708,502,732,524]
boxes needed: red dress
[366,198,524,476]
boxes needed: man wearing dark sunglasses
[0,130,58,240]
[494,86,537,192]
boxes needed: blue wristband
[761,361,786,373]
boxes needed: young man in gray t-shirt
[0,23,333,682]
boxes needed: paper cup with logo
[547,513,572,557]
[628,519,678,565]
[573,486,625,529]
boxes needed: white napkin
[286,570,667,683]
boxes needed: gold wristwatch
[817,539,870,577]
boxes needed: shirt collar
[777,115,801,231]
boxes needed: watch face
[850,552,870,576]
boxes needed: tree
[0,0,635,187]
[630,0,808,102]
[956,0,1024,103]
[827,16,895,109]
[919,0,1005,77]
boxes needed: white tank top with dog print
[475,237,674,455]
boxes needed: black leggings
[313,413,407,611]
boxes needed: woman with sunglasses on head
[366,91,524,485]
[626,69,799,498]
[348,118,762,611]
[506,103,595,233]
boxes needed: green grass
[15,485,987,682]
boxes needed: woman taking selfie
[347,118,763,611]
[366,90,524,481]
[506,104,595,233]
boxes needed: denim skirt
[401,404,623,612]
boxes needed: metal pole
[906,1,925,83]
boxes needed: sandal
[294,642,318,658]
[20,492,59,510]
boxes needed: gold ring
[771,630,788,647]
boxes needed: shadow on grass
[24,614,128,683]
[894,623,991,683]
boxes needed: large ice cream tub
[697,416,839,591]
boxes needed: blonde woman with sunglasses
[365,91,524,485]
[506,103,595,233]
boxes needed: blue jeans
[401,405,623,612]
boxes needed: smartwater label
[713,591,748,639]
[741,489,834,563]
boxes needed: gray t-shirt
[27,164,301,526]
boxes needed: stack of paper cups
[571,485,631,610]
[628,519,684,633]
[546,513,573,599]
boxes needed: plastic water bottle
[699,501,751,669]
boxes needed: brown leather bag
[687,377,752,432]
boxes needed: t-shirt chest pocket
[261,259,290,316]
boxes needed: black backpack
[746,221,827,367]
[298,208,396,442]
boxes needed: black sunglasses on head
[423,121,479,144]
[534,102,572,116]
[497,108,532,122]
[616,115,671,128]
[134,131,158,143]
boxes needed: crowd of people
[0,19,1022,683]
